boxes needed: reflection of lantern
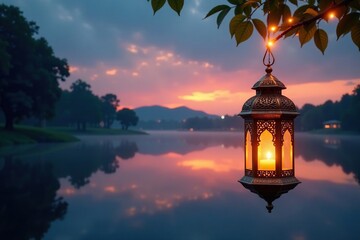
[239,66,300,211]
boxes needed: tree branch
[273,0,355,42]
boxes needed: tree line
[173,84,360,133]
[296,84,360,132]
[0,4,138,131]
[50,79,139,131]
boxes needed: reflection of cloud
[104,186,117,193]
[177,159,236,172]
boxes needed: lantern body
[239,67,300,185]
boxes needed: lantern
[239,63,300,211]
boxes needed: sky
[4,0,360,115]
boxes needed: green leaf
[284,26,299,38]
[252,18,267,40]
[319,0,332,11]
[204,5,231,19]
[234,5,243,15]
[227,0,240,5]
[288,0,298,6]
[217,8,231,28]
[281,4,292,24]
[151,0,166,15]
[234,21,254,46]
[351,22,360,50]
[293,5,310,19]
[267,7,282,26]
[298,24,316,46]
[229,14,246,37]
[303,8,318,17]
[336,13,360,39]
[167,0,184,16]
[308,0,315,6]
[314,29,328,54]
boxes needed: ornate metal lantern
[239,60,300,187]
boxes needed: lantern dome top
[240,67,298,116]
[252,67,286,90]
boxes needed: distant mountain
[134,105,219,121]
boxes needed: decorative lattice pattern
[281,120,294,143]
[280,96,297,111]
[252,95,279,110]
[257,170,276,178]
[256,120,276,145]
[281,170,294,177]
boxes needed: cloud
[3,0,360,115]
[179,90,239,102]
[105,69,117,76]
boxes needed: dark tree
[0,157,68,240]
[116,140,138,160]
[116,108,139,130]
[0,4,69,130]
[68,79,101,131]
[100,93,120,128]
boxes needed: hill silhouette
[134,105,219,121]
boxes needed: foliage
[65,79,102,131]
[0,4,69,130]
[296,84,360,132]
[51,80,123,131]
[100,93,120,128]
[116,108,139,130]
[148,0,360,53]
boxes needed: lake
[1,131,360,240]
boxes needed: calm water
[1,131,360,240]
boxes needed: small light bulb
[267,40,274,48]
[270,26,277,32]
[266,152,272,159]
[288,18,293,23]
[329,12,335,19]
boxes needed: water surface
[1,131,360,240]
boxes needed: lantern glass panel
[258,130,276,171]
[245,130,252,170]
[282,130,293,170]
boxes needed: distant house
[323,120,341,129]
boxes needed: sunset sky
[6,0,360,115]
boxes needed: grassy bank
[0,126,79,147]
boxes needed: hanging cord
[262,47,275,67]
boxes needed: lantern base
[239,176,300,213]
[239,176,300,185]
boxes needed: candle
[259,151,275,170]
